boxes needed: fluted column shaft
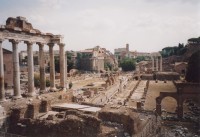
[38,43,46,92]
[0,40,6,101]
[160,56,162,71]
[26,41,35,96]
[59,43,65,88]
[48,43,56,91]
[10,40,21,98]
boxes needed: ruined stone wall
[98,108,137,135]
[9,110,101,137]
[156,73,180,80]
[141,74,153,80]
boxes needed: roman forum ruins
[0,16,66,101]
[0,16,199,137]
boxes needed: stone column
[25,41,35,97]
[48,43,56,91]
[160,56,162,72]
[38,43,46,93]
[0,39,6,102]
[152,56,154,71]
[156,57,158,71]
[59,43,66,89]
[65,52,68,88]
[10,39,21,99]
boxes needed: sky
[0,0,200,53]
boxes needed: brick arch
[156,92,178,116]
[156,83,200,119]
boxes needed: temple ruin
[0,16,66,101]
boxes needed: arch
[161,96,177,114]
[156,92,178,116]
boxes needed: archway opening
[161,96,177,117]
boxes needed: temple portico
[0,16,66,101]
[151,53,162,72]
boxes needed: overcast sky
[0,0,200,53]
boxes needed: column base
[50,87,57,92]
[26,92,36,97]
[12,95,22,99]
[39,89,46,94]
[60,88,66,92]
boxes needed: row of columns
[0,39,66,102]
[152,56,162,71]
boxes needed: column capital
[47,43,55,47]
[59,43,65,47]
[36,42,45,46]
[24,41,34,46]
[9,39,20,44]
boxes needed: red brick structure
[174,62,187,75]
[156,82,200,118]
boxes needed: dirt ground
[144,80,177,112]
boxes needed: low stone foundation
[98,106,140,135]
[9,110,101,137]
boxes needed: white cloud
[0,0,199,52]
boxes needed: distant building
[19,50,60,72]
[114,44,136,62]
[3,48,13,88]
[77,46,105,72]
[76,46,118,72]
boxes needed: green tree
[54,56,60,73]
[161,44,187,58]
[120,58,136,71]
[66,51,74,72]
[76,53,82,69]
[135,56,145,63]
[104,62,113,71]
[185,51,200,83]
